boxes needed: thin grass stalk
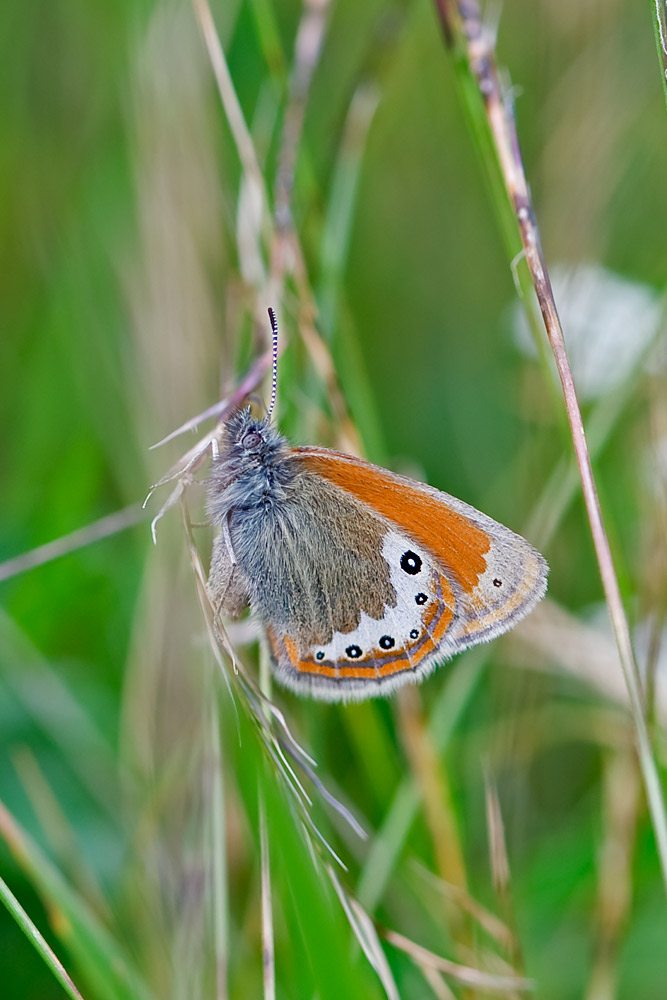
[411,863,514,952]
[0,872,86,1000]
[191,0,269,235]
[208,692,229,1000]
[0,506,145,583]
[395,687,472,954]
[193,0,351,443]
[0,798,152,1000]
[527,300,666,550]
[483,768,525,980]
[0,614,119,819]
[382,926,534,995]
[584,748,640,1000]
[357,651,487,910]
[259,791,276,1000]
[433,0,667,892]
[273,0,330,240]
[651,0,667,109]
[11,748,112,921]
[419,965,457,1000]
[328,870,401,1000]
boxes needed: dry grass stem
[383,926,534,994]
[412,864,515,953]
[193,0,349,441]
[395,687,473,955]
[434,0,667,889]
[329,871,401,1000]
[483,769,524,978]
[585,749,640,1000]
[0,506,145,583]
[259,793,276,1000]
[511,602,667,725]
[419,965,458,1000]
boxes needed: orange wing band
[299,453,490,594]
[270,572,455,682]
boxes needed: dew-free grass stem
[259,792,276,1000]
[0,872,85,1000]
[651,0,667,109]
[433,0,667,891]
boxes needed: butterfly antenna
[266,307,279,421]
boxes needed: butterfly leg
[207,526,249,620]
[223,512,237,565]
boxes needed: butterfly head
[224,406,278,460]
[207,406,293,524]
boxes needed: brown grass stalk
[433,0,667,891]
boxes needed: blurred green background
[2,0,667,997]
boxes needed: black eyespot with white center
[409,629,419,639]
[316,651,324,660]
[493,578,502,588]
[415,592,428,605]
[379,635,395,650]
[346,644,362,659]
[400,550,422,575]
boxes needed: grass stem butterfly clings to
[207,310,548,702]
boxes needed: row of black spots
[339,552,430,658]
[314,627,422,662]
[314,644,367,661]
[316,643,367,660]
[313,551,428,662]
[403,552,431,614]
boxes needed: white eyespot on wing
[308,531,453,664]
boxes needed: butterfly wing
[265,447,547,701]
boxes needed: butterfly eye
[242,431,263,451]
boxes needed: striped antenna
[266,307,279,421]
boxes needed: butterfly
[206,311,548,702]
